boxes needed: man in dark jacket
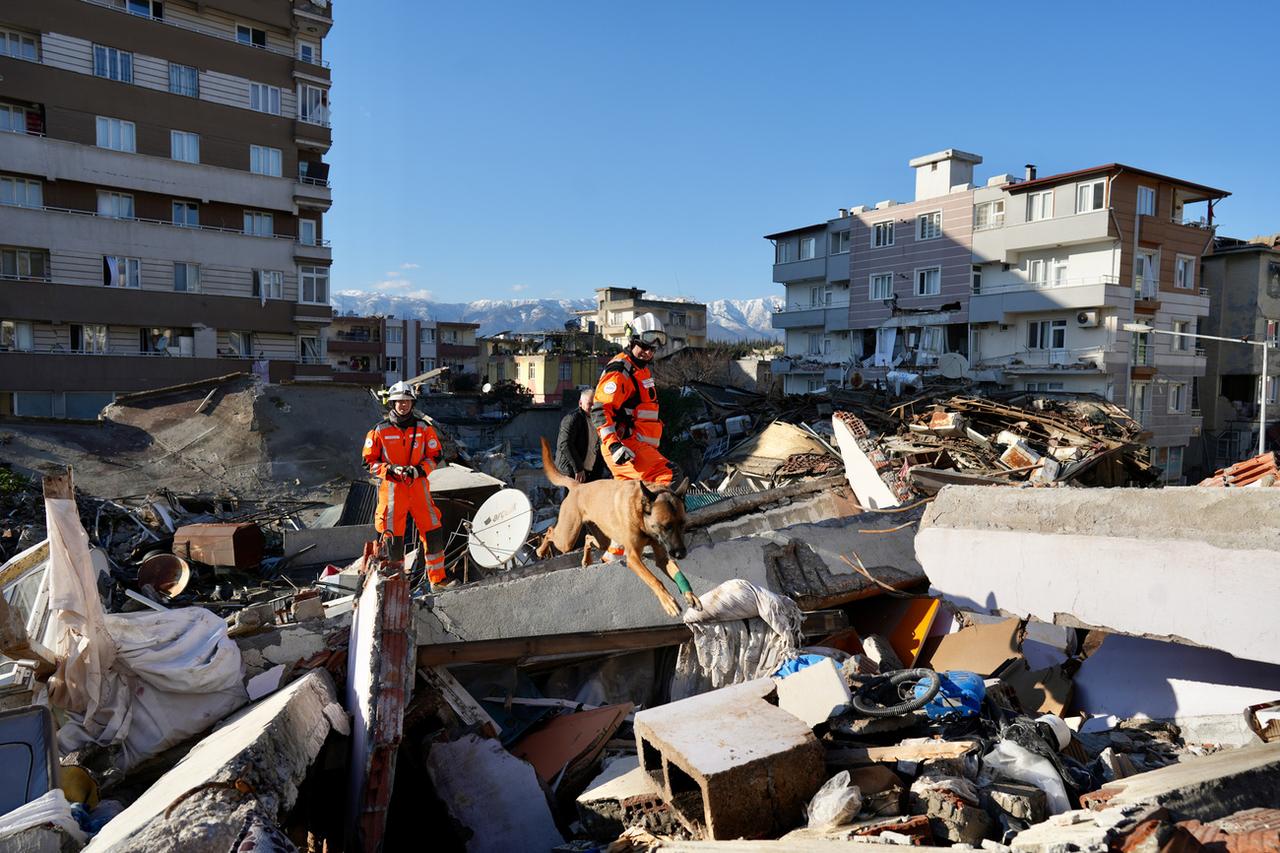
[555,388,609,482]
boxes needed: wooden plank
[41,468,74,500]
[417,625,692,666]
[825,739,979,768]
[419,666,501,739]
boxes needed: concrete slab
[1098,741,1280,820]
[85,669,346,852]
[635,679,825,839]
[417,503,922,645]
[916,487,1280,665]
[576,755,664,839]
[283,524,376,563]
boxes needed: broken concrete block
[84,670,346,851]
[1008,810,1111,853]
[861,634,905,673]
[291,595,325,622]
[775,657,851,728]
[577,756,663,840]
[427,734,564,852]
[634,678,825,839]
[1094,741,1280,821]
[912,785,992,845]
[984,782,1048,824]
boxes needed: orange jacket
[362,415,443,480]
[590,352,662,450]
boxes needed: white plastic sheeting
[0,789,87,846]
[45,497,247,770]
[671,579,802,700]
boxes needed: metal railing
[1199,287,1210,297]
[975,274,1120,295]
[297,175,331,188]
[17,202,330,246]
[80,0,331,65]
[973,217,1006,232]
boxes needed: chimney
[837,208,848,219]
[1025,164,1037,181]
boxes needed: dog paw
[683,592,702,611]
[659,594,681,617]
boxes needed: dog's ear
[638,481,657,506]
[672,477,690,498]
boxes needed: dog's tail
[540,437,576,489]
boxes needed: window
[102,256,140,288]
[971,265,982,294]
[243,211,274,237]
[172,201,198,227]
[1164,446,1184,482]
[1168,382,1186,413]
[420,328,436,344]
[1027,319,1067,350]
[299,265,328,304]
[1027,259,1046,285]
[0,104,35,134]
[1173,320,1191,352]
[1268,319,1279,347]
[917,211,942,240]
[810,285,832,307]
[386,325,403,344]
[872,221,894,248]
[170,130,199,163]
[1129,381,1151,423]
[140,327,183,354]
[299,84,329,125]
[1076,179,1105,213]
[1267,376,1280,405]
[799,236,816,260]
[1175,255,1195,290]
[92,45,133,83]
[1134,249,1159,297]
[1025,382,1065,392]
[869,272,893,301]
[173,262,199,293]
[1027,190,1053,221]
[386,356,400,373]
[96,191,134,220]
[668,310,688,327]
[0,29,39,61]
[1132,331,1153,366]
[528,363,537,381]
[806,333,821,355]
[250,145,282,176]
[919,326,943,355]
[774,241,792,264]
[0,176,41,208]
[228,330,253,357]
[915,266,941,296]
[559,361,572,381]
[253,270,283,299]
[299,219,317,246]
[298,41,318,63]
[71,324,108,354]
[0,320,33,351]
[419,357,436,373]
[1,248,48,280]
[249,83,281,115]
[300,335,321,363]
[1137,185,1156,216]
[127,0,163,18]
[830,231,850,254]
[168,63,198,97]
[236,25,267,48]
[95,117,136,152]
[974,199,1004,230]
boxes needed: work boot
[429,578,458,593]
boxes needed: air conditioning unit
[1076,310,1100,328]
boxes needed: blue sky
[327,1,1278,305]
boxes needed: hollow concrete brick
[634,678,824,839]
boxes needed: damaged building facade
[768,149,1229,482]
[0,0,335,418]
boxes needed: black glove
[609,442,635,465]
[388,465,417,481]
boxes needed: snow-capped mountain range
[330,292,783,341]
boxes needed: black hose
[850,668,941,718]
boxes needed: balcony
[82,0,298,54]
[0,349,323,392]
[327,336,380,354]
[293,176,332,211]
[293,238,332,262]
[772,257,826,284]
[994,347,1108,375]
[438,343,479,359]
[294,120,332,152]
[771,303,851,331]
[969,276,1125,323]
[974,208,1113,263]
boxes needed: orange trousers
[375,476,446,582]
[602,441,674,484]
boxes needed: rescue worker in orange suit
[362,381,449,589]
[590,315,678,485]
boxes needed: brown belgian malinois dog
[537,438,701,617]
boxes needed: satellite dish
[467,488,533,568]
[482,382,493,393]
[938,352,970,379]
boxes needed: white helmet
[627,312,668,349]
[387,380,416,402]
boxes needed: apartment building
[1197,236,1280,469]
[594,287,707,351]
[436,321,481,380]
[767,149,1229,478]
[0,0,334,418]
[481,330,610,403]
[325,314,381,385]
